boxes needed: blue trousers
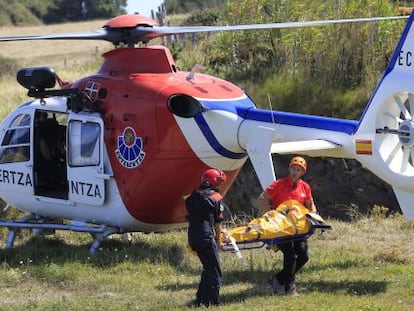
[190,238,222,307]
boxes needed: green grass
[0,214,412,310]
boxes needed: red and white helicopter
[0,13,412,254]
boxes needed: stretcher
[221,200,331,254]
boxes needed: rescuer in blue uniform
[185,168,226,308]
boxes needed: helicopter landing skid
[0,214,123,255]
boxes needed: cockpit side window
[0,114,31,163]
[68,120,100,166]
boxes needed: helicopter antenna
[267,93,275,124]
[187,64,206,80]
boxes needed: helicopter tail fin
[353,12,414,220]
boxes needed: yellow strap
[287,212,298,235]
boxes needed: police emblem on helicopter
[115,127,145,168]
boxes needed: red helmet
[201,168,227,187]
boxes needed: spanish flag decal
[355,139,372,155]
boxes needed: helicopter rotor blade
[0,15,408,45]
[144,15,409,40]
[0,30,109,42]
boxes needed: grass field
[0,20,112,66]
[0,214,412,310]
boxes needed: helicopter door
[33,110,68,199]
[67,114,105,205]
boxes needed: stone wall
[223,155,400,221]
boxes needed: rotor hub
[398,120,414,147]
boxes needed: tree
[44,0,127,23]
[164,0,225,14]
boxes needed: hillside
[0,0,126,26]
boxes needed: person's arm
[257,191,273,213]
[214,222,223,249]
[305,198,317,213]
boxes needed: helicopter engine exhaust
[168,94,208,118]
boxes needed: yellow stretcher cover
[222,199,330,244]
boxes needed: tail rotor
[375,91,414,175]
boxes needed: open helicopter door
[66,113,106,205]
[33,110,68,199]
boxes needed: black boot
[209,286,220,306]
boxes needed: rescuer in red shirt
[257,156,317,296]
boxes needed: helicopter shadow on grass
[0,233,187,269]
[159,256,388,305]
[301,279,387,295]
[222,257,387,294]
[218,279,387,305]
[160,275,387,307]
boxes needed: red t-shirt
[265,176,313,209]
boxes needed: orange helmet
[201,168,227,188]
[289,156,307,171]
